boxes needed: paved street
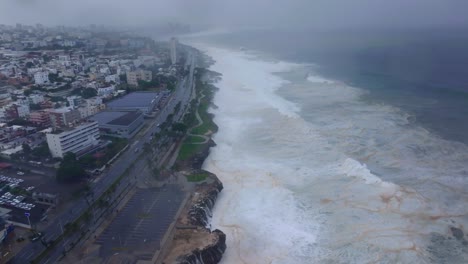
[8,49,196,264]
[96,185,185,262]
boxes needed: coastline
[161,51,227,264]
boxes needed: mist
[1,0,468,31]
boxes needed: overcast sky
[1,0,468,30]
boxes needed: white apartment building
[34,71,49,85]
[15,102,30,118]
[97,85,115,97]
[78,97,104,118]
[67,95,83,108]
[46,121,100,158]
[28,94,45,104]
[105,74,120,84]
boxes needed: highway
[8,49,196,264]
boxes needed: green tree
[79,154,96,168]
[25,61,34,68]
[7,118,31,126]
[56,153,87,183]
[31,142,51,157]
[22,143,32,155]
[48,73,59,82]
[82,88,97,99]
[23,89,33,96]
[171,122,187,133]
[119,74,127,82]
[30,103,41,110]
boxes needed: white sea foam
[198,44,468,264]
[306,74,334,84]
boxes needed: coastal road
[9,50,196,264]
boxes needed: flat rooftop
[91,111,142,127]
[107,92,160,109]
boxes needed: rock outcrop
[188,171,223,227]
[175,229,226,264]
[162,172,226,264]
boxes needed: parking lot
[95,185,185,262]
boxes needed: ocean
[186,28,468,263]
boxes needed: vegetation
[186,172,209,182]
[56,153,87,183]
[7,118,33,126]
[22,143,32,155]
[78,137,128,169]
[176,68,218,162]
[177,140,203,160]
[171,122,188,133]
[48,73,64,83]
[31,142,51,158]
[82,87,97,98]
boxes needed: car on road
[29,232,43,242]
[17,171,24,175]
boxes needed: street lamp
[24,212,31,229]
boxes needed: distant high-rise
[170,37,178,65]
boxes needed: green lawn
[186,135,206,144]
[178,142,202,160]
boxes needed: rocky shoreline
[162,64,226,263]
[162,169,226,264]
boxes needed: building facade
[126,70,152,86]
[47,107,81,129]
[33,71,49,85]
[46,121,100,158]
[170,37,178,65]
[29,110,51,127]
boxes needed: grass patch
[186,135,205,144]
[186,172,209,182]
[191,96,218,135]
[178,142,202,160]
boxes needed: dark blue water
[199,27,468,144]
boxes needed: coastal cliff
[175,229,226,264]
[187,170,223,227]
[162,171,226,264]
[161,65,226,264]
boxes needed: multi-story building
[46,121,100,158]
[47,107,81,129]
[105,74,120,84]
[66,95,83,108]
[14,103,30,118]
[97,85,115,97]
[0,86,12,107]
[126,70,152,86]
[28,94,45,105]
[33,71,49,85]
[170,37,178,65]
[29,110,51,127]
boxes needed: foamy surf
[198,44,468,264]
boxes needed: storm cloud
[1,0,467,30]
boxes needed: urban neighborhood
[0,23,221,264]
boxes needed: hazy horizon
[1,0,468,31]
